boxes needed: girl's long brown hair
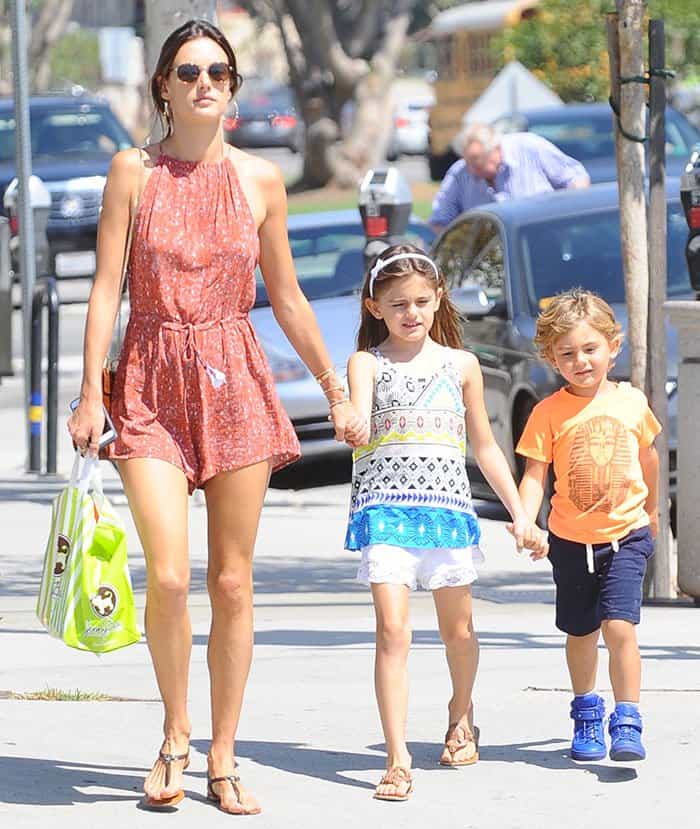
[357,243,463,351]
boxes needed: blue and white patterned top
[429,132,588,228]
[344,347,482,552]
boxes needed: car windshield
[526,111,697,161]
[238,83,295,117]
[520,204,691,310]
[254,221,434,307]
[0,106,132,163]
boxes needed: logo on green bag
[54,534,71,575]
[90,585,118,618]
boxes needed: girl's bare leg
[371,582,413,798]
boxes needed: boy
[514,289,660,762]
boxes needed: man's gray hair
[458,123,502,155]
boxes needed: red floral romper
[107,151,301,492]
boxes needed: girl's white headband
[368,253,440,298]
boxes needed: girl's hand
[506,517,549,559]
[345,417,370,449]
[67,397,105,458]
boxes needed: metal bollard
[29,276,59,474]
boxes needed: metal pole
[46,276,59,475]
[30,282,43,473]
[647,19,673,598]
[9,0,37,470]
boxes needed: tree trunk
[28,0,75,92]
[612,0,649,390]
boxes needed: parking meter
[3,175,52,277]
[680,143,700,293]
[358,167,413,269]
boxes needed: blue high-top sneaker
[609,703,646,761]
[569,693,607,761]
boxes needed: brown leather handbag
[102,148,146,414]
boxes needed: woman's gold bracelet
[315,367,335,384]
[329,397,350,410]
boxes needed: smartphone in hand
[69,398,117,450]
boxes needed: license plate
[55,250,96,277]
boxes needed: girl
[68,19,362,815]
[344,244,547,801]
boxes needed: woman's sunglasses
[173,62,233,84]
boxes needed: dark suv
[0,94,133,277]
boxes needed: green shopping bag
[36,453,141,652]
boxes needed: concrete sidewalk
[1,370,699,829]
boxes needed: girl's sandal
[373,766,413,801]
[440,723,480,767]
[142,749,190,810]
[207,773,262,816]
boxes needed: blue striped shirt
[429,132,588,228]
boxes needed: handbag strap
[115,147,147,343]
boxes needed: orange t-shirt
[516,383,661,543]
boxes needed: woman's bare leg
[203,461,271,815]
[119,458,191,801]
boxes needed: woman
[68,18,361,815]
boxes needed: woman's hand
[345,416,370,449]
[329,400,365,445]
[67,397,105,458]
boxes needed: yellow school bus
[425,0,540,180]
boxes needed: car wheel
[513,396,552,529]
[428,148,459,181]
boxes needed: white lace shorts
[357,543,484,592]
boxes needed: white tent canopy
[463,60,562,126]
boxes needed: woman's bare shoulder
[230,146,283,189]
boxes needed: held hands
[506,515,549,560]
[67,397,104,458]
[329,399,367,446]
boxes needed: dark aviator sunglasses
[172,62,233,84]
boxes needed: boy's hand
[506,517,549,559]
[648,510,659,539]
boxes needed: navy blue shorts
[548,527,655,636]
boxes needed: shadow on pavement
[191,739,379,791]
[0,756,145,805]
[389,739,637,783]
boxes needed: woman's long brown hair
[357,243,463,351]
[150,18,243,140]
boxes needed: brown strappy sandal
[440,722,480,766]
[373,766,413,801]
[207,773,262,815]
[142,748,190,809]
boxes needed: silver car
[249,209,435,459]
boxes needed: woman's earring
[163,100,171,119]
[229,99,239,121]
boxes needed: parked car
[0,93,134,277]
[249,209,435,458]
[492,102,700,184]
[253,187,687,527]
[431,180,688,523]
[224,80,303,153]
[391,97,434,157]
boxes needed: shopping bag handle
[70,451,100,494]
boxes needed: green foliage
[49,28,101,92]
[499,0,700,103]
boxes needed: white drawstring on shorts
[585,539,620,574]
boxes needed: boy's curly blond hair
[534,288,623,362]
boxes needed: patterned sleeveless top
[344,346,481,551]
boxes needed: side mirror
[451,284,506,319]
